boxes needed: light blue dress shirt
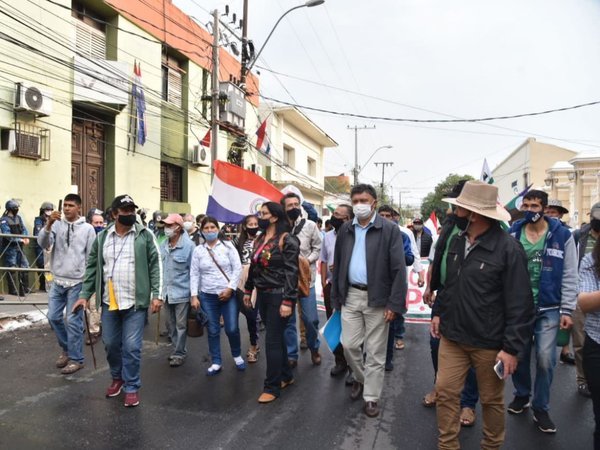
[348,213,376,285]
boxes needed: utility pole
[397,189,410,223]
[211,9,220,181]
[347,125,375,186]
[239,0,249,86]
[374,161,393,199]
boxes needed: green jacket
[80,223,163,309]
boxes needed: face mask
[164,227,178,238]
[183,221,194,232]
[330,216,344,231]
[10,208,19,215]
[117,214,136,227]
[204,231,219,242]
[524,210,542,224]
[353,203,373,220]
[94,226,104,234]
[591,219,600,232]
[44,210,52,217]
[258,218,271,230]
[246,227,259,237]
[413,224,423,231]
[455,214,471,232]
[287,208,301,221]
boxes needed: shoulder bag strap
[207,246,230,282]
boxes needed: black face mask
[258,218,271,230]
[287,208,301,221]
[330,216,344,231]
[246,227,259,237]
[117,214,136,227]
[454,215,470,232]
[591,219,600,232]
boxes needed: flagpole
[211,9,220,181]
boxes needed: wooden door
[71,120,104,214]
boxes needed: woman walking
[244,202,299,403]
[233,215,261,363]
[190,216,243,375]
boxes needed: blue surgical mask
[204,231,219,242]
[524,210,542,224]
[94,226,104,234]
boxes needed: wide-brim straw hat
[443,180,511,222]
[547,199,569,215]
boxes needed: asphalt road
[0,313,594,450]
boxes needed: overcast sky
[174,0,600,207]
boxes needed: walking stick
[155,308,160,346]
[83,308,97,370]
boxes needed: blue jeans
[47,283,84,364]
[393,313,406,339]
[512,308,560,411]
[285,286,320,360]
[201,292,241,365]
[102,306,146,393]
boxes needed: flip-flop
[422,390,437,407]
[206,366,222,376]
[460,407,476,427]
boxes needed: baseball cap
[111,194,138,210]
[591,202,600,220]
[160,213,184,227]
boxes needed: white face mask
[164,227,178,238]
[44,210,52,217]
[353,203,373,220]
[183,221,194,232]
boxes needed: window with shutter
[167,68,182,107]
[160,162,183,202]
[74,19,106,59]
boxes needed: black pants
[236,289,259,346]
[323,283,347,367]
[257,291,293,396]
[583,334,600,450]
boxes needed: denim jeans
[393,314,406,339]
[166,300,189,358]
[582,334,600,450]
[257,291,293,396]
[285,286,320,359]
[47,283,84,364]
[102,306,146,393]
[236,289,259,346]
[201,292,241,365]
[512,308,560,411]
[429,333,479,408]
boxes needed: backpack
[278,219,311,298]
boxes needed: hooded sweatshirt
[38,216,96,287]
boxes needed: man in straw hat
[431,180,535,449]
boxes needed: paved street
[0,313,594,450]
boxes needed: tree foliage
[420,173,475,220]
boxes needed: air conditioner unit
[1,129,41,158]
[14,82,53,116]
[191,144,211,166]
[251,163,263,177]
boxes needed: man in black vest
[1,200,30,296]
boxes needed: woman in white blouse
[190,216,243,375]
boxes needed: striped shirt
[102,227,136,310]
[577,253,600,344]
[190,240,242,295]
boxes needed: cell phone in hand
[493,360,504,379]
[58,199,63,212]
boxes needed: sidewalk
[0,291,49,332]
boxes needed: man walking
[412,217,433,257]
[160,213,195,367]
[281,192,322,367]
[38,194,96,374]
[508,190,577,433]
[320,204,353,377]
[432,180,534,449]
[331,184,407,418]
[73,195,163,407]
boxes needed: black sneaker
[559,352,575,365]
[533,409,556,433]
[507,396,531,414]
[578,383,592,398]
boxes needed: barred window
[160,162,183,202]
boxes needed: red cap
[160,213,184,227]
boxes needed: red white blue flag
[206,161,282,223]
[255,117,271,154]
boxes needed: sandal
[422,390,437,407]
[395,339,405,350]
[61,361,84,375]
[247,347,259,363]
[460,407,476,427]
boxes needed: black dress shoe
[364,401,379,418]
[288,359,298,369]
[330,363,348,377]
[350,381,364,401]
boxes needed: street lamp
[245,0,325,74]
[356,145,392,177]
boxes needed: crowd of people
[1,180,599,449]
